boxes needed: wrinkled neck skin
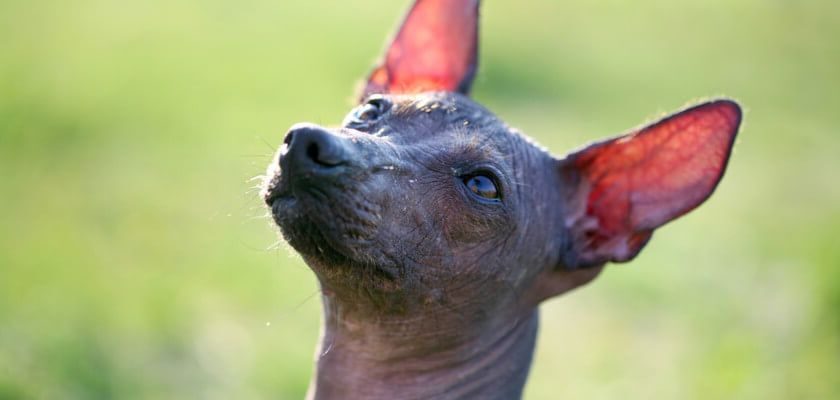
[306,291,539,400]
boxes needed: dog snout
[280,123,348,171]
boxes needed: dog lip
[262,179,286,206]
[265,178,399,282]
[264,189,284,207]
[262,163,346,207]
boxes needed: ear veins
[360,0,480,99]
[558,100,742,269]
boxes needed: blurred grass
[1,0,838,399]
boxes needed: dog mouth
[260,121,404,282]
[264,173,399,279]
[269,194,356,267]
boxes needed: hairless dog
[261,1,742,398]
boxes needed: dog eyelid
[344,97,392,129]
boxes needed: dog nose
[280,123,347,170]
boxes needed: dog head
[261,0,741,316]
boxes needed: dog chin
[271,196,342,259]
[270,193,397,279]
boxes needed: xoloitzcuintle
[261,0,742,398]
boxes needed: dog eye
[463,174,500,201]
[347,97,390,126]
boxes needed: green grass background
[1,0,838,398]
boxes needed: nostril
[281,124,347,169]
[309,140,343,167]
[306,143,321,164]
[279,131,295,158]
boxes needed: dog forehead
[378,92,523,154]
[389,92,499,128]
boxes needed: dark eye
[463,174,500,201]
[346,97,390,126]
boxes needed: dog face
[261,0,741,315]
[263,91,569,312]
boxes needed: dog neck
[305,292,539,400]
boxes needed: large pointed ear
[558,100,742,269]
[360,0,480,100]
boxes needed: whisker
[257,135,277,151]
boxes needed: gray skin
[262,91,603,399]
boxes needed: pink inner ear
[565,100,742,266]
[361,0,479,100]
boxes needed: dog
[261,0,742,398]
